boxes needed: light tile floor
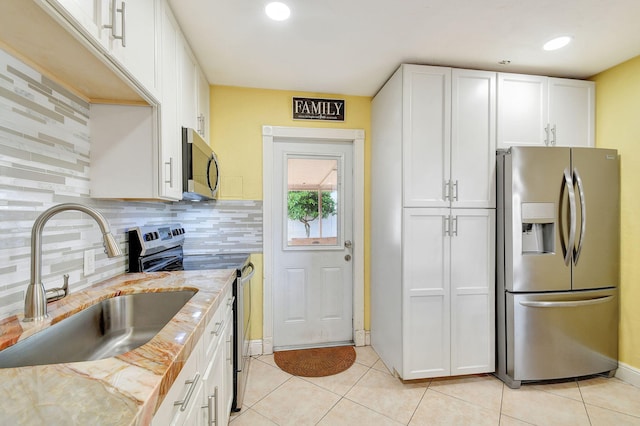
[230,346,640,426]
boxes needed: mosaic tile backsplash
[0,49,262,317]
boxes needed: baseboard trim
[365,330,371,346]
[616,362,640,387]
[249,339,263,357]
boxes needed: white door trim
[262,125,365,354]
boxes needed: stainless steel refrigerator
[496,146,619,389]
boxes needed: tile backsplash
[0,49,262,317]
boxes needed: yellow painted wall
[209,86,372,340]
[591,55,640,370]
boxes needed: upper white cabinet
[45,0,160,98]
[109,0,160,96]
[403,65,496,209]
[180,38,211,142]
[497,73,595,148]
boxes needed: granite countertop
[0,270,236,425]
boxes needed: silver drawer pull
[174,373,200,411]
[211,320,224,336]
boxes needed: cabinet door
[402,208,451,379]
[449,209,495,375]
[50,0,109,48]
[497,73,548,148]
[159,2,182,200]
[197,68,210,142]
[200,336,225,426]
[180,38,198,130]
[451,69,496,208]
[548,78,595,147]
[109,0,159,96]
[403,65,451,208]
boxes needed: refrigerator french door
[496,146,619,389]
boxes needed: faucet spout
[24,203,123,322]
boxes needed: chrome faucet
[24,203,123,322]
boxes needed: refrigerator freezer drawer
[506,288,618,382]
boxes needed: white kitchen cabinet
[159,1,183,200]
[48,0,110,48]
[403,65,496,209]
[497,73,595,148]
[402,209,495,379]
[197,67,211,142]
[109,0,160,97]
[43,0,159,97]
[153,285,233,426]
[371,64,496,381]
[179,38,210,142]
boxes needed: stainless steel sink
[0,290,197,368]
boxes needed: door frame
[262,125,365,354]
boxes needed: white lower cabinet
[153,286,233,426]
[402,208,495,379]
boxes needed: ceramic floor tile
[345,368,427,424]
[586,403,640,426]
[317,398,404,426]
[372,358,393,375]
[242,357,292,407]
[579,377,640,417]
[252,377,341,426]
[429,374,504,412]
[499,414,536,425]
[354,345,379,367]
[255,354,278,368]
[502,385,591,426]
[528,379,582,401]
[301,361,369,396]
[229,407,279,425]
[409,389,500,426]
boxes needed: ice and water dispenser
[521,203,555,254]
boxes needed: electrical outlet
[84,249,95,276]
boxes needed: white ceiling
[168,0,640,97]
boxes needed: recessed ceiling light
[543,36,572,51]
[265,2,291,21]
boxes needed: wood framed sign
[292,97,345,121]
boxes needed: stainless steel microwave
[182,127,219,201]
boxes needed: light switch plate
[84,249,95,276]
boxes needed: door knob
[345,254,352,261]
[344,240,352,249]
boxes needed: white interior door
[272,140,354,349]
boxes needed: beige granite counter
[0,270,236,425]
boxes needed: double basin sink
[0,290,196,368]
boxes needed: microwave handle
[207,154,220,193]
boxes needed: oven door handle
[240,262,255,283]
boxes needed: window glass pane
[286,157,338,246]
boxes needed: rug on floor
[274,346,356,377]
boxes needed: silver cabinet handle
[452,180,459,201]
[551,124,557,146]
[211,320,224,336]
[544,124,550,146]
[562,168,576,266]
[104,1,126,47]
[451,216,458,236]
[573,168,586,265]
[519,295,613,308]
[164,158,173,186]
[442,216,450,237]
[203,387,218,425]
[443,180,450,201]
[174,373,200,411]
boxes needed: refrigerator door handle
[573,168,586,265]
[519,295,613,309]
[562,168,577,266]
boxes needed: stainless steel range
[128,223,254,411]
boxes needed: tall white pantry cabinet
[371,64,496,379]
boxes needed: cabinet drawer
[152,339,203,426]
[203,287,233,358]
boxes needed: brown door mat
[274,345,356,377]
